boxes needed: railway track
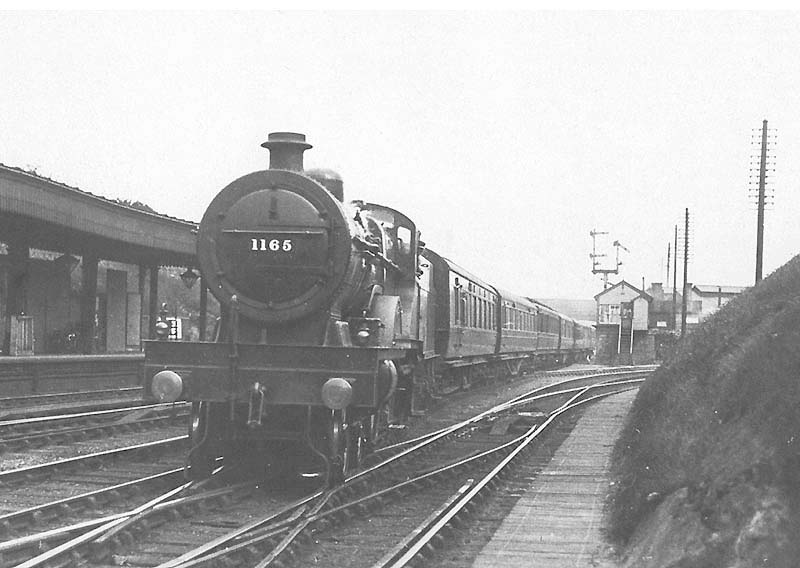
[286,376,643,568]
[5,366,651,568]
[0,402,189,454]
[369,387,630,568]
[0,387,147,421]
[0,434,187,485]
[0,436,190,567]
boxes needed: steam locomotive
[144,132,595,484]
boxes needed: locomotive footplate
[144,340,408,407]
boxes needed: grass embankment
[607,254,800,567]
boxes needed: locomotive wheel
[187,401,227,480]
[347,421,366,472]
[328,409,347,486]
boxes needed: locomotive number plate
[251,237,294,252]
[221,229,324,256]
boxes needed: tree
[158,268,220,341]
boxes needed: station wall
[0,251,143,355]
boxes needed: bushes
[607,254,800,546]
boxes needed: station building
[646,282,748,329]
[0,163,203,357]
[593,281,652,365]
[594,280,749,365]
[685,284,748,323]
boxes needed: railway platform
[471,388,636,568]
[0,353,143,398]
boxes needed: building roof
[0,163,198,266]
[594,280,653,302]
[691,284,749,295]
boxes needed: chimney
[261,132,312,172]
[650,282,663,299]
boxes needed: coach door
[452,280,465,354]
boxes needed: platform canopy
[0,164,197,266]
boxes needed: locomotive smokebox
[198,131,354,324]
[261,132,312,172]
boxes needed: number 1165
[251,238,293,252]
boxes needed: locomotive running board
[144,341,408,407]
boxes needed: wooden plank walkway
[471,389,636,567]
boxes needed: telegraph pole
[672,224,678,330]
[754,120,768,283]
[680,209,689,337]
[666,242,671,286]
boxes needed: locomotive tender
[145,132,595,483]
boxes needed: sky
[1,10,798,300]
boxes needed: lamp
[180,268,200,289]
[54,254,80,273]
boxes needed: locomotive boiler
[145,132,423,483]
